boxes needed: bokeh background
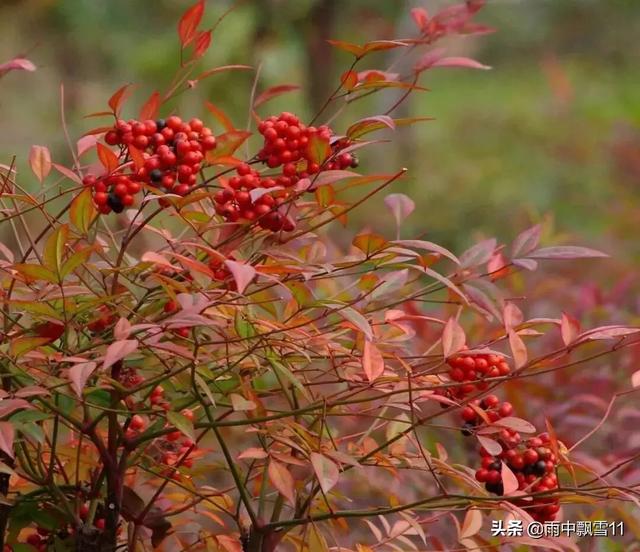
[2,0,639,252]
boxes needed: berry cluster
[213,163,296,232]
[446,352,511,399]
[158,408,197,474]
[463,395,561,522]
[87,116,217,213]
[257,113,358,177]
[87,305,117,334]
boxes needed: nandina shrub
[0,2,639,551]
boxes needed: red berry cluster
[465,396,561,522]
[88,116,217,213]
[207,256,238,290]
[87,306,117,334]
[258,113,358,176]
[446,352,511,398]
[159,408,197,473]
[118,366,144,388]
[149,385,170,410]
[213,163,296,232]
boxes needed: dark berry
[107,192,124,213]
[461,422,474,437]
[150,169,163,183]
[533,460,547,476]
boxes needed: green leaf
[194,370,217,407]
[10,337,51,357]
[267,353,310,401]
[60,246,95,279]
[43,224,69,278]
[70,187,97,234]
[234,312,255,339]
[167,411,195,441]
[306,133,331,165]
[13,263,58,284]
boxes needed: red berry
[130,414,145,431]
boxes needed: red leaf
[503,302,523,331]
[347,115,396,139]
[0,422,14,459]
[114,318,131,341]
[204,101,235,132]
[238,448,268,460]
[527,246,608,260]
[77,135,98,157]
[29,145,51,183]
[410,7,429,31]
[310,452,340,494]
[194,30,212,58]
[224,260,256,293]
[477,435,502,456]
[96,143,119,173]
[578,325,639,341]
[327,40,365,57]
[459,238,497,269]
[508,329,527,369]
[560,312,580,346]
[363,340,384,381]
[178,0,205,47]
[384,193,414,229]
[431,56,490,70]
[108,83,134,115]
[128,145,145,171]
[268,460,295,506]
[207,130,251,159]
[306,133,331,165]
[0,57,36,77]
[501,462,519,495]
[254,84,300,108]
[103,340,138,370]
[68,361,97,397]
[494,417,536,434]
[340,70,358,91]
[512,224,541,258]
[0,399,31,418]
[459,508,482,540]
[442,317,466,357]
[139,90,160,120]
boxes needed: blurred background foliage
[1,0,639,254]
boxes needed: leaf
[52,162,82,184]
[224,260,256,293]
[139,90,160,120]
[632,369,640,388]
[579,325,639,341]
[512,258,538,271]
[43,224,68,278]
[0,422,15,459]
[353,233,387,256]
[477,435,502,456]
[103,340,138,369]
[178,0,205,47]
[306,133,331,165]
[442,318,466,357]
[96,143,119,173]
[527,246,608,260]
[13,263,58,284]
[340,70,358,90]
[230,393,256,411]
[494,417,536,433]
[310,452,340,494]
[393,239,459,264]
[217,535,243,552]
[501,462,519,495]
[77,135,97,157]
[512,224,541,258]
[60,246,95,279]
[254,84,300,108]
[195,65,252,85]
[113,318,131,340]
[167,411,195,441]
[560,312,580,346]
[268,460,295,506]
[363,340,384,382]
[327,304,372,340]
[346,115,395,139]
[108,83,134,115]
[29,145,52,183]
[68,362,97,397]
[410,7,429,31]
[384,193,415,229]
[0,398,31,418]
[431,57,490,70]
[194,371,216,407]
[459,238,497,269]
[268,357,310,401]
[193,29,212,58]
[459,508,482,540]
[508,329,527,369]
[0,57,36,76]
[208,130,252,159]
[503,302,523,331]
[238,448,268,460]
[204,101,235,132]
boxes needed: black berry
[107,192,124,213]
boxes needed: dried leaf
[310,452,340,494]
[363,340,384,381]
[68,362,97,397]
[268,460,295,506]
[29,145,51,183]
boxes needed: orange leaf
[340,70,358,91]
[207,130,251,159]
[254,84,300,108]
[97,143,119,173]
[127,145,145,171]
[268,460,295,506]
[178,0,205,47]
[29,145,51,183]
[139,90,160,120]
[306,133,331,165]
[205,101,235,132]
[363,340,384,381]
[108,83,134,115]
[194,29,212,58]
